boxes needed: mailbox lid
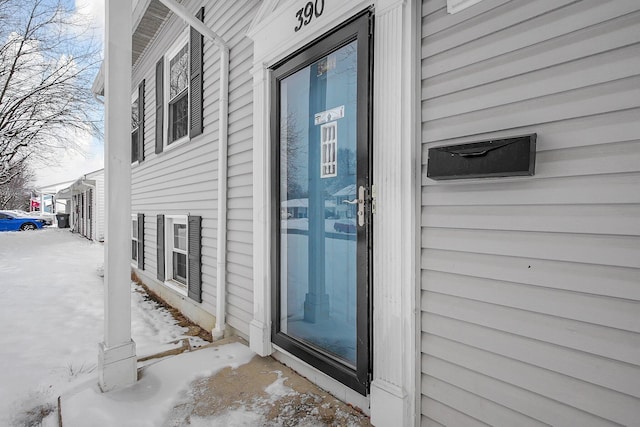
[427,134,536,180]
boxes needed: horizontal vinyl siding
[131,0,257,336]
[219,1,256,336]
[420,0,640,426]
[93,173,105,242]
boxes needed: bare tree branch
[0,159,32,209]
[0,0,101,182]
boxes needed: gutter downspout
[157,0,230,340]
[213,47,230,340]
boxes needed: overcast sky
[34,0,106,189]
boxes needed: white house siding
[131,0,258,336]
[94,172,105,242]
[69,169,105,242]
[420,0,640,425]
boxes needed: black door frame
[270,10,373,395]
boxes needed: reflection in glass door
[272,12,372,393]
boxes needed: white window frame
[131,90,140,165]
[131,214,138,265]
[164,215,188,295]
[164,28,190,151]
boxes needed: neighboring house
[100,0,640,425]
[35,180,75,218]
[56,169,105,242]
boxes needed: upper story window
[165,32,189,147]
[131,91,140,162]
[132,80,145,163]
[154,8,204,156]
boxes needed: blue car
[0,211,46,231]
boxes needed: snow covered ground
[0,228,209,426]
[0,227,371,427]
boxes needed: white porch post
[250,63,273,357]
[369,0,419,425]
[98,0,136,391]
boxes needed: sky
[34,0,106,188]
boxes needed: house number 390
[294,0,325,32]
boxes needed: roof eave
[92,0,170,95]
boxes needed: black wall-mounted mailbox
[427,134,536,180]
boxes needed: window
[131,215,138,262]
[165,32,189,146]
[320,122,338,178]
[154,8,204,155]
[157,214,201,301]
[165,215,188,288]
[131,92,140,163]
[132,80,145,163]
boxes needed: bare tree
[0,161,32,209]
[281,112,305,199]
[0,0,101,186]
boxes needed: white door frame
[248,0,420,424]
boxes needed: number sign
[294,0,325,32]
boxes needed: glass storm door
[271,13,372,393]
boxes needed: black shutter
[187,215,202,303]
[189,7,204,139]
[137,213,145,270]
[157,214,165,281]
[155,58,164,154]
[138,80,145,162]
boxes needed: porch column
[98,0,136,391]
[370,0,419,425]
[249,63,273,357]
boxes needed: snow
[264,371,295,400]
[0,228,209,426]
[0,227,370,427]
[62,343,255,427]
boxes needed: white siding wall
[95,172,105,242]
[420,0,640,425]
[131,0,258,336]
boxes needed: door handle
[341,186,366,227]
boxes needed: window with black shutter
[157,214,165,281]
[187,215,202,303]
[189,7,204,138]
[132,215,139,262]
[155,58,164,154]
[131,91,139,162]
[167,40,189,145]
[138,80,145,162]
[131,80,145,163]
[158,214,202,303]
[137,213,145,269]
[156,8,205,152]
